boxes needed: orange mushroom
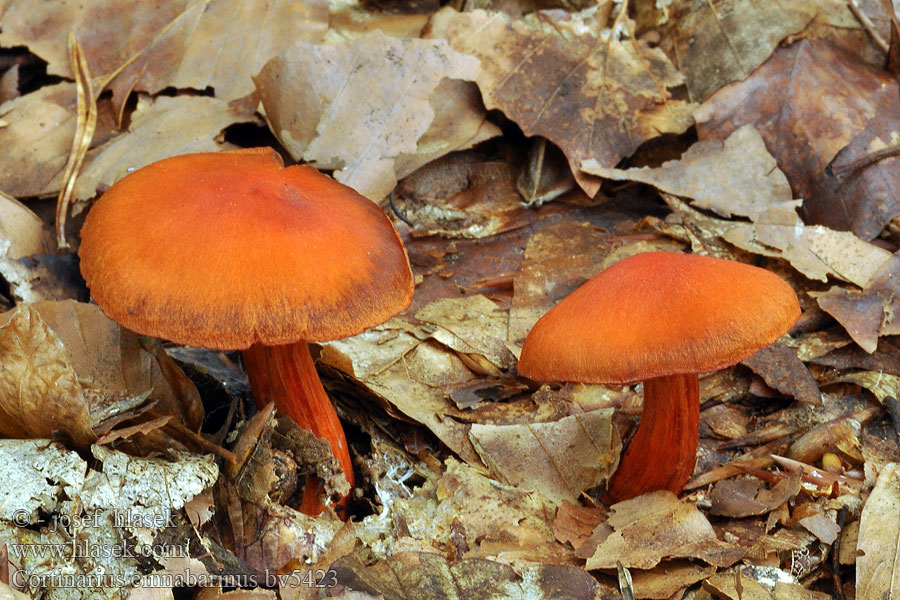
[79,147,413,515]
[517,252,800,503]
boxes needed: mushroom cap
[79,148,414,349]
[517,251,800,384]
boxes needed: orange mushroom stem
[604,374,699,504]
[243,342,353,515]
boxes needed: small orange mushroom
[517,251,800,503]
[79,147,414,515]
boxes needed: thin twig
[831,506,848,600]
[389,189,413,227]
[847,0,889,53]
[829,144,900,177]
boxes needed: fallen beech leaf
[0,193,53,259]
[71,95,258,207]
[695,39,900,241]
[509,221,613,346]
[469,409,621,505]
[703,568,830,599]
[415,295,515,372]
[630,560,716,600]
[583,125,796,220]
[255,30,481,202]
[742,343,820,404]
[652,0,815,101]
[0,301,202,449]
[331,550,603,599]
[662,195,893,287]
[552,501,604,550]
[0,83,117,198]
[395,154,529,239]
[585,491,744,569]
[0,0,327,111]
[427,7,695,196]
[856,462,900,600]
[709,470,802,519]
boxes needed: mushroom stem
[243,342,354,516]
[605,373,699,503]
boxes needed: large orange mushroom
[517,251,800,503]
[79,147,414,515]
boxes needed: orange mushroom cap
[79,148,414,349]
[518,252,800,383]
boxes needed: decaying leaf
[583,125,796,221]
[331,550,605,599]
[585,491,744,570]
[0,0,328,111]
[0,300,202,450]
[428,7,695,196]
[630,560,716,600]
[0,193,53,259]
[709,470,802,519]
[856,461,900,600]
[662,195,893,287]
[695,39,900,241]
[255,30,482,202]
[742,342,820,405]
[469,409,620,505]
[651,0,816,101]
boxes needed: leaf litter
[1,0,899,598]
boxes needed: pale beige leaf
[0,304,93,446]
[583,125,795,220]
[428,7,695,197]
[469,409,621,505]
[0,192,53,259]
[255,30,481,201]
[586,491,744,569]
[857,462,900,600]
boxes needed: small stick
[831,506,848,600]
[847,0,889,52]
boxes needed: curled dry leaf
[662,195,893,287]
[583,125,796,221]
[695,39,900,241]
[427,7,695,196]
[0,83,117,198]
[0,300,202,450]
[650,0,815,101]
[255,30,482,202]
[331,549,604,600]
[709,470,802,519]
[585,491,744,570]
[469,409,621,505]
[741,342,820,405]
[0,193,53,259]
[856,462,900,600]
[0,0,328,112]
[630,560,716,600]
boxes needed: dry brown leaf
[583,125,796,221]
[0,0,327,110]
[703,568,831,600]
[71,95,258,207]
[427,7,695,196]
[468,409,621,505]
[509,221,613,346]
[415,294,515,372]
[0,193,53,259]
[0,83,117,198]
[695,39,900,241]
[585,491,744,570]
[650,0,816,101]
[0,300,202,449]
[742,343,820,405]
[662,195,893,287]
[255,30,482,202]
[709,470,802,519]
[856,461,900,600]
[331,549,604,599]
[630,560,716,600]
